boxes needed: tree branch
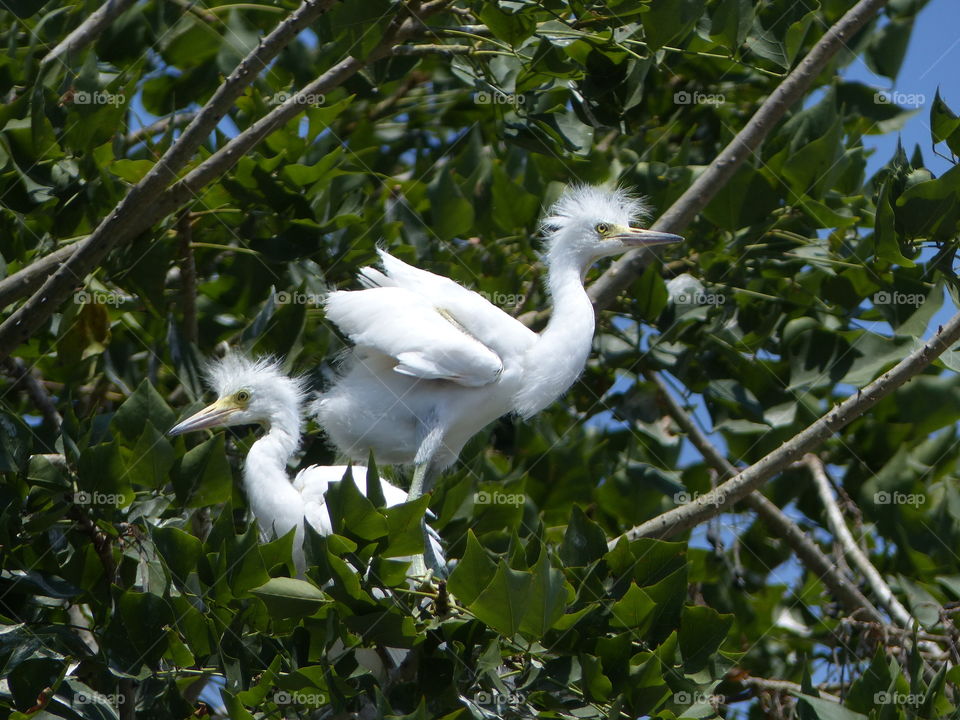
[0,0,338,359]
[611,310,960,544]
[805,454,915,626]
[0,242,82,310]
[41,0,138,68]
[124,110,198,148]
[586,0,888,311]
[176,212,198,344]
[2,357,62,430]
[630,368,883,622]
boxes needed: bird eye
[236,390,250,403]
[595,223,609,235]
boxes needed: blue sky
[846,0,960,176]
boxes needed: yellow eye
[595,223,609,235]
[236,390,250,404]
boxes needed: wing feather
[325,286,504,387]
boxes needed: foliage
[2,0,960,719]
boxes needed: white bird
[314,185,682,499]
[167,354,442,574]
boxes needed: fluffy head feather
[540,185,650,235]
[205,354,308,429]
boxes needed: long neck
[515,256,595,418]
[243,409,305,546]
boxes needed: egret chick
[168,354,441,574]
[314,185,682,499]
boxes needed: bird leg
[406,458,443,586]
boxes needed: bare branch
[805,454,915,627]
[0,242,81,310]
[587,0,888,311]
[41,0,138,68]
[630,368,883,622]
[176,212,198,344]
[124,110,198,148]
[611,310,960,543]
[2,357,62,430]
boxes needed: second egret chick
[168,354,443,575]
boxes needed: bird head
[168,354,306,436]
[540,185,682,267]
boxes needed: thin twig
[0,242,82,310]
[805,454,914,627]
[124,110,198,147]
[176,211,198,344]
[41,0,138,68]
[2,357,62,430]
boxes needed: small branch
[805,454,914,627]
[176,212,198,344]
[587,0,888,311]
[124,110,198,148]
[41,0,138,68]
[631,369,883,623]
[740,675,842,704]
[2,357,62,430]
[0,242,82,310]
[610,312,960,544]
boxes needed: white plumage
[314,185,682,488]
[168,355,439,573]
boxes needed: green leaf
[250,577,328,619]
[559,505,608,567]
[519,549,568,639]
[468,560,532,638]
[428,165,474,240]
[152,526,202,581]
[679,605,733,672]
[113,379,177,440]
[448,530,497,605]
[324,468,388,541]
[796,694,870,720]
[642,0,707,51]
[172,434,233,508]
[609,582,656,629]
